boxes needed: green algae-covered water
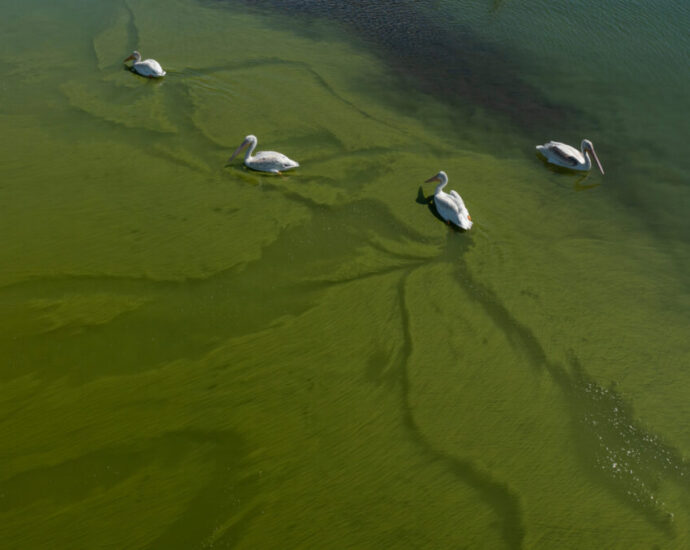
[1,0,689,548]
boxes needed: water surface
[1,0,689,548]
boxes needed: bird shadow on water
[573,173,600,191]
[122,65,166,86]
[534,154,601,191]
[223,164,299,183]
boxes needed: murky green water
[1,0,688,548]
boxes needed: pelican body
[536,139,604,174]
[425,171,473,230]
[227,135,299,174]
[124,51,166,78]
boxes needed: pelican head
[124,51,141,63]
[425,170,449,193]
[582,139,605,175]
[425,170,448,184]
[228,134,257,163]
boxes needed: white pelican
[425,171,473,230]
[227,134,299,174]
[536,139,604,174]
[124,51,166,78]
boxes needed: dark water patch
[179,55,408,140]
[438,239,548,374]
[490,0,510,14]
[257,189,439,248]
[394,271,526,549]
[122,0,140,53]
[0,254,320,385]
[603,151,690,253]
[301,261,422,294]
[0,189,438,385]
[566,352,687,534]
[205,0,585,135]
[365,347,398,386]
[440,237,688,533]
[143,429,260,549]
[0,428,248,513]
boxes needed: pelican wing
[435,191,472,229]
[134,59,166,77]
[434,192,459,222]
[449,190,467,211]
[547,142,581,166]
[248,151,299,172]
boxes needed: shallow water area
[1,0,689,548]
